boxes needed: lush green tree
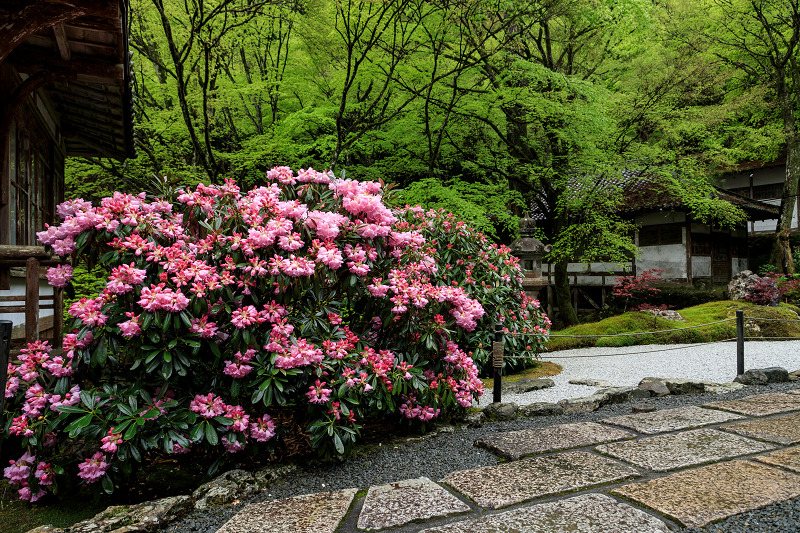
[661,0,800,273]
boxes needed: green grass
[0,480,107,533]
[545,301,800,352]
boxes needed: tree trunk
[771,84,800,274]
[554,260,578,326]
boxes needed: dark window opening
[639,225,683,247]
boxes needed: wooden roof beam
[0,1,119,64]
[52,23,71,61]
[10,48,124,84]
[65,136,124,158]
[52,94,123,116]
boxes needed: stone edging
[466,366,800,425]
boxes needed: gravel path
[477,340,800,407]
[164,341,800,533]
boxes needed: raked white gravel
[476,340,800,407]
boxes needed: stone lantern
[510,215,550,299]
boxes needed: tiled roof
[530,170,779,221]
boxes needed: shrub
[2,168,548,501]
[643,286,721,309]
[745,276,780,306]
[610,269,664,312]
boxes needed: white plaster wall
[751,198,792,232]
[543,262,632,286]
[0,277,55,330]
[733,258,749,274]
[692,256,712,277]
[637,243,687,279]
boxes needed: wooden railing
[0,245,64,347]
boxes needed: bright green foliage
[398,179,524,240]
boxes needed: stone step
[356,477,470,530]
[601,405,744,434]
[612,460,800,528]
[596,428,776,472]
[441,450,640,509]
[703,392,800,416]
[475,421,635,460]
[754,446,800,473]
[721,412,800,444]
[420,493,670,533]
[216,488,357,533]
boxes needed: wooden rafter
[52,23,71,60]
[9,48,123,83]
[0,1,120,62]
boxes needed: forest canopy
[67,0,800,324]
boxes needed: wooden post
[493,323,503,403]
[0,320,12,447]
[53,285,63,348]
[25,256,39,342]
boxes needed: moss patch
[546,301,800,352]
[481,361,562,389]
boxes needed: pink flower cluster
[3,452,47,502]
[188,393,275,452]
[77,452,109,483]
[46,264,73,287]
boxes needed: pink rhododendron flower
[50,385,81,412]
[315,241,344,270]
[106,263,147,294]
[35,462,55,486]
[223,359,253,378]
[190,316,218,338]
[189,393,227,418]
[249,414,276,442]
[9,415,33,437]
[118,314,142,338]
[77,452,109,483]
[306,380,332,403]
[22,383,50,417]
[231,305,265,328]
[4,452,35,484]
[138,284,190,312]
[225,405,250,432]
[222,435,246,453]
[101,428,124,453]
[46,264,73,287]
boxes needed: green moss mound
[546,301,800,352]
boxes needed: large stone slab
[441,451,639,509]
[612,460,800,527]
[475,422,635,460]
[419,493,670,533]
[596,428,776,472]
[601,405,744,435]
[357,477,470,530]
[722,412,800,444]
[703,392,800,416]
[755,447,800,473]
[216,489,357,533]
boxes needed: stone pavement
[217,390,800,532]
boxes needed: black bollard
[0,320,12,459]
[736,310,744,376]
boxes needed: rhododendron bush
[2,167,548,500]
